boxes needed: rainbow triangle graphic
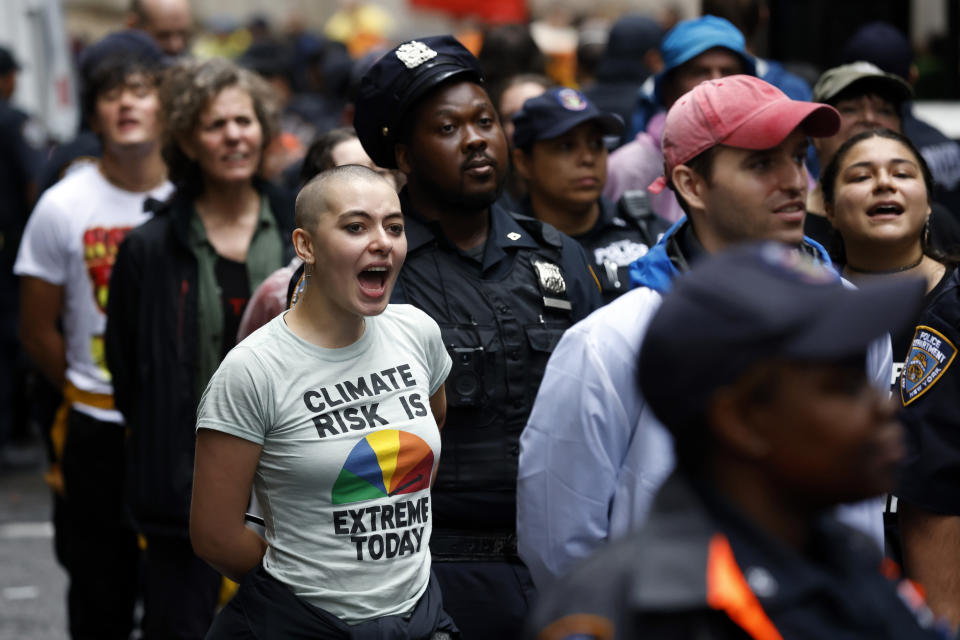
[332,430,434,505]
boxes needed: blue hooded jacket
[628,217,832,293]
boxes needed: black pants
[206,565,457,640]
[142,535,222,640]
[53,409,139,640]
[431,561,535,640]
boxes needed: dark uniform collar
[624,471,879,614]
[593,196,623,232]
[400,189,540,271]
[693,477,880,611]
[517,195,620,240]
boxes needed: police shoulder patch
[901,325,957,406]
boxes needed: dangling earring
[290,263,311,308]
[923,216,931,249]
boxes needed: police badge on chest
[532,259,572,312]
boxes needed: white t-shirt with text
[14,163,173,423]
[196,305,452,623]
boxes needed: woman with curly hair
[105,57,293,639]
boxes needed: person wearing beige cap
[517,74,895,590]
[811,62,912,167]
[806,61,960,259]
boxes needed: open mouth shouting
[357,263,391,298]
[867,201,905,217]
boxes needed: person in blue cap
[511,87,669,302]
[352,34,603,639]
[603,15,755,224]
[525,242,950,640]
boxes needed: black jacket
[392,194,602,534]
[105,181,293,537]
[526,472,946,640]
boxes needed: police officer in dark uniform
[527,243,949,640]
[510,87,669,302]
[353,35,603,639]
[896,265,960,630]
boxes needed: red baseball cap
[649,75,840,193]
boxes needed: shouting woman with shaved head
[191,166,457,639]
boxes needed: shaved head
[295,165,395,231]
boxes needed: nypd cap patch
[901,325,957,406]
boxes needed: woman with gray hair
[105,57,294,639]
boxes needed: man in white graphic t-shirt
[14,31,172,640]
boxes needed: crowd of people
[3,0,960,638]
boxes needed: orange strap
[706,533,784,640]
[587,264,602,293]
[44,381,115,495]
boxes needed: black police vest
[585,193,670,303]
[396,218,573,530]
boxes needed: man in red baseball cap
[518,75,896,590]
[644,74,837,255]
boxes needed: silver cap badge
[396,41,438,69]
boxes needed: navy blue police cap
[638,242,926,431]
[354,35,484,169]
[512,87,624,149]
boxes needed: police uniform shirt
[707,482,947,639]
[392,192,601,317]
[391,191,602,530]
[520,195,668,303]
[891,265,956,389]
[897,266,960,515]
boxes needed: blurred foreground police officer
[527,243,952,640]
[354,35,603,639]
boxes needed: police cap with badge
[354,35,483,169]
[511,87,624,150]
